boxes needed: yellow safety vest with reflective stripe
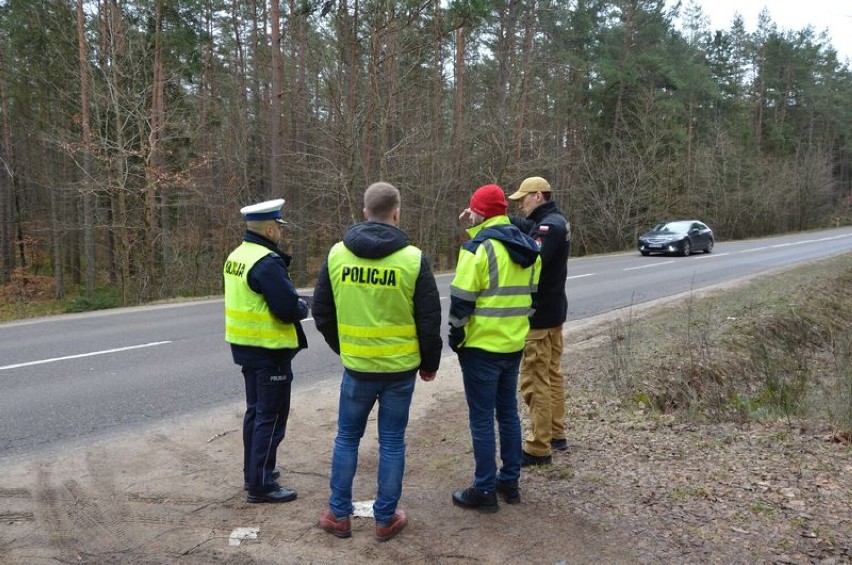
[450,216,541,353]
[327,242,422,373]
[224,242,299,349]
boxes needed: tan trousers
[519,326,566,457]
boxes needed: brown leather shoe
[320,510,351,538]
[375,509,407,542]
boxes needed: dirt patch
[0,354,635,564]
[1,296,850,564]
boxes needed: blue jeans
[242,364,292,494]
[328,370,416,525]
[458,350,523,492]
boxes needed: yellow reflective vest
[224,242,299,349]
[450,216,541,353]
[327,242,422,373]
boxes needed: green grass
[64,287,123,313]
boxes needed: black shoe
[521,450,552,467]
[496,480,520,504]
[452,487,498,513]
[244,468,281,491]
[551,438,569,452]
[246,486,297,503]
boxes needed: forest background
[0,0,850,307]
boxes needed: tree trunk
[269,0,284,199]
[0,44,14,283]
[496,0,520,171]
[76,0,96,296]
[287,0,309,282]
[250,0,267,196]
[514,1,536,168]
[144,0,166,298]
[49,173,64,299]
[336,0,362,224]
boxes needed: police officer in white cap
[223,198,309,503]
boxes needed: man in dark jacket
[507,176,571,466]
[313,182,442,542]
[224,198,310,503]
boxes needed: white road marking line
[624,261,675,271]
[737,233,852,253]
[771,237,835,248]
[0,341,173,371]
[770,242,800,248]
[694,253,729,259]
[567,273,595,280]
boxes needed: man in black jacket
[507,177,571,466]
[313,182,442,542]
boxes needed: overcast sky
[672,0,852,62]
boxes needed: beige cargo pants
[519,326,566,457]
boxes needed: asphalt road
[1,226,850,463]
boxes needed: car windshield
[651,221,692,234]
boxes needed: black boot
[551,438,569,452]
[246,486,297,503]
[452,487,498,513]
[521,450,552,467]
[496,480,520,504]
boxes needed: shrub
[65,287,122,313]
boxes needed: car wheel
[704,238,713,254]
[681,240,691,256]
[640,250,650,256]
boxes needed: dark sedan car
[637,220,714,256]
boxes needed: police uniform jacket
[510,200,570,329]
[312,221,442,380]
[227,231,308,368]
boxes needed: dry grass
[549,254,852,562]
[597,252,852,436]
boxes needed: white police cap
[240,198,287,224]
